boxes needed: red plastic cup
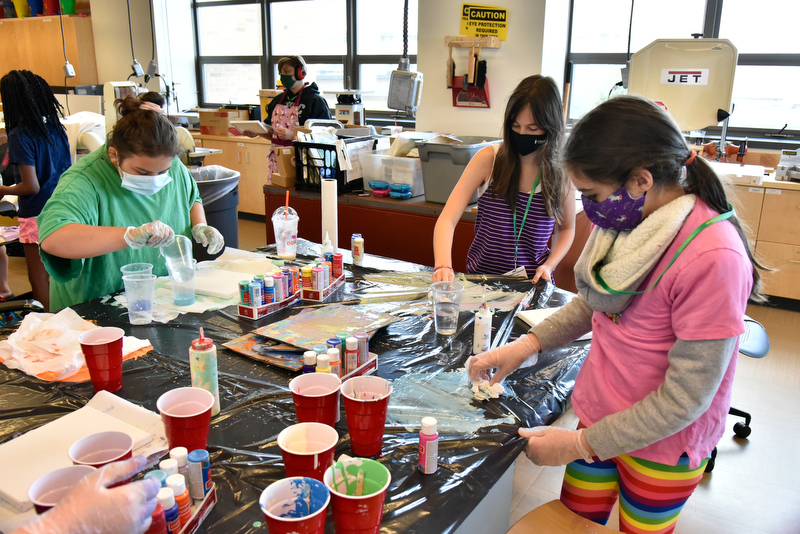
[28,465,96,514]
[341,376,392,457]
[324,458,391,534]
[157,387,215,452]
[68,430,134,486]
[78,327,125,393]
[289,373,341,427]
[278,422,338,481]
[260,476,330,534]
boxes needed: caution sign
[460,4,508,41]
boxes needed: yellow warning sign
[460,4,508,41]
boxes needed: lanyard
[511,169,541,268]
[595,207,734,295]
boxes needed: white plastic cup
[272,206,299,260]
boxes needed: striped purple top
[466,181,554,278]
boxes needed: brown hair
[109,95,179,161]
[491,75,566,221]
[563,95,767,302]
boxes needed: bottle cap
[304,351,317,366]
[327,348,340,362]
[187,449,209,463]
[191,327,214,351]
[312,344,328,355]
[421,417,437,435]
[354,331,368,340]
[264,276,274,287]
[169,447,188,467]
[317,354,330,368]
[144,470,167,487]
[156,487,175,509]
[159,458,178,477]
[346,337,358,350]
[166,474,186,496]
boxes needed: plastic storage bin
[417,136,502,204]
[190,165,240,261]
[361,150,424,198]
[293,137,377,193]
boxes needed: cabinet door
[758,188,800,246]
[240,144,269,216]
[729,185,764,245]
[755,241,800,300]
[200,139,243,173]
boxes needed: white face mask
[119,169,172,196]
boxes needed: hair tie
[685,150,697,166]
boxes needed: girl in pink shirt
[468,96,767,533]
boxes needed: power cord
[57,3,74,115]
[127,0,144,77]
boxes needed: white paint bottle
[473,297,491,354]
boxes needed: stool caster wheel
[733,421,751,438]
[704,447,717,473]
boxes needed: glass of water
[430,281,464,335]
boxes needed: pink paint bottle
[419,417,439,474]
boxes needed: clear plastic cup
[272,206,299,261]
[430,281,464,335]
[160,235,194,275]
[122,273,157,325]
[168,259,197,306]
[120,263,153,277]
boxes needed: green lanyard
[512,169,541,268]
[595,207,734,295]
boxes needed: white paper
[321,179,339,251]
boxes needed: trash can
[417,136,502,204]
[189,165,240,261]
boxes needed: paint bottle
[327,348,341,378]
[254,275,266,305]
[302,351,317,374]
[473,297,491,354]
[144,503,168,534]
[326,337,342,358]
[264,275,275,303]
[313,344,328,357]
[350,233,362,256]
[301,265,313,288]
[315,354,331,373]
[249,281,262,307]
[190,328,221,416]
[238,280,251,305]
[353,236,365,266]
[144,469,167,487]
[187,449,212,500]
[288,267,300,293]
[344,337,359,375]
[156,487,180,534]
[320,263,330,288]
[419,417,439,474]
[354,331,369,366]
[166,474,192,529]
[312,267,324,290]
[336,332,349,360]
[332,253,344,279]
[170,447,189,478]
[159,458,178,478]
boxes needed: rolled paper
[321,179,339,252]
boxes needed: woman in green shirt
[39,96,225,311]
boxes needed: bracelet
[433,265,453,273]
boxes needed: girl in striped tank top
[433,75,575,283]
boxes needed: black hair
[492,75,566,221]
[108,95,180,162]
[0,70,66,146]
[563,95,767,302]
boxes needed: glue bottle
[473,297,491,354]
[302,351,317,373]
[419,417,439,474]
[321,232,334,256]
[190,328,220,416]
[156,487,180,534]
[166,474,192,529]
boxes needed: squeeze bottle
[344,337,358,376]
[321,232,334,255]
[190,328,220,416]
[156,487,180,534]
[473,297,491,354]
[316,354,331,373]
[419,417,439,474]
[144,503,168,534]
[327,348,341,378]
[166,474,192,529]
[170,447,189,478]
[302,351,317,373]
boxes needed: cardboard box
[198,109,249,136]
[270,172,296,189]
[259,89,283,122]
[275,147,297,180]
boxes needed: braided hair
[0,70,66,145]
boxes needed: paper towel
[321,178,339,251]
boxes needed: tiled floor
[8,218,800,532]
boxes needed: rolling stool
[507,500,616,534]
[705,314,770,473]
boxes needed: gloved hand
[124,221,174,249]
[191,223,225,255]
[466,333,540,385]
[16,456,161,534]
[518,426,595,466]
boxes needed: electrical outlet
[63,61,76,78]
[131,60,144,77]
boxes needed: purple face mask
[581,186,645,231]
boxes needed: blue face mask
[119,169,172,196]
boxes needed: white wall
[416,0,568,137]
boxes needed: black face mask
[509,130,548,156]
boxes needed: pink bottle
[419,417,439,474]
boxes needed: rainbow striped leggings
[560,453,708,533]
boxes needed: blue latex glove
[14,456,161,534]
[191,223,225,255]
[124,221,174,249]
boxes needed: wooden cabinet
[755,241,800,300]
[758,188,800,245]
[0,16,97,86]
[730,185,765,244]
[196,136,270,216]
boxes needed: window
[194,0,418,120]
[566,0,800,141]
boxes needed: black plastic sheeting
[0,239,589,534]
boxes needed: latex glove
[466,333,540,386]
[16,456,161,534]
[532,264,553,284]
[518,426,595,466]
[192,223,225,255]
[124,221,174,249]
